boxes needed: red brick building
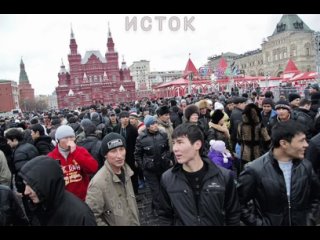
[18,59,35,111]
[0,80,19,112]
[56,26,135,109]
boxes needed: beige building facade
[208,14,318,78]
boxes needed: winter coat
[85,160,140,226]
[0,185,29,226]
[48,146,98,201]
[134,129,171,173]
[237,151,320,226]
[0,150,11,187]
[34,135,55,155]
[237,111,270,162]
[114,124,138,169]
[12,142,39,193]
[306,132,320,180]
[208,149,233,170]
[77,135,103,168]
[158,158,240,226]
[19,157,96,226]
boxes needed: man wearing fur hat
[156,105,174,153]
[197,100,211,134]
[48,125,98,201]
[86,133,140,226]
[230,96,247,151]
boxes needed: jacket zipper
[288,199,292,226]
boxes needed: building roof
[183,58,199,78]
[284,59,300,74]
[81,50,107,64]
[272,14,312,36]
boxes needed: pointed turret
[273,14,312,35]
[59,58,68,74]
[69,25,78,55]
[19,57,29,84]
[107,22,115,52]
[121,55,128,70]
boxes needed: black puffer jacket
[0,185,29,226]
[237,151,320,226]
[34,135,54,155]
[77,135,103,168]
[12,142,39,193]
[158,158,240,225]
[19,156,97,226]
[134,129,171,173]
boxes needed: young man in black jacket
[158,123,240,226]
[237,120,320,226]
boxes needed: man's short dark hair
[172,123,204,152]
[271,120,306,148]
[5,128,24,142]
[299,98,311,107]
[31,124,45,136]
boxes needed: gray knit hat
[55,125,75,141]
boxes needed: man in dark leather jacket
[134,115,172,216]
[158,123,240,225]
[237,120,320,226]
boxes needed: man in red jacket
[48,125,98,201]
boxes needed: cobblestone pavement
[136,183,161,226]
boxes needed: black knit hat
[184,104,199,120]
[119,111,129,119]
[262,98,274,106]
[156,105,170,116]
[288,93,301,103]
[100,133,126,157]
[211,109,224,124]
[275,99,291,111]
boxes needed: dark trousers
[143,170,162,211]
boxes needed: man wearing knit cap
[75,118,92,143]
[261,98,277,135]
[156,106,174,153]
[288,93,301,110]
[269,99,293,135]
[113,111,139,195]
[86,133,140,226]
[48,125,98,201]
[134,115,172,217]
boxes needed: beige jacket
[0,150,11,187]
[85,160,140,226]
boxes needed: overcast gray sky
[1,14,320,95]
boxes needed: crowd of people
[1,84,320,226]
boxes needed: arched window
[290,44,297,57]
[305,43,311,56]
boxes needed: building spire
[108,21,111,37]
[19,58,29,84]
[71,23,74,39]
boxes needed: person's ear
[194,140,202,151]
